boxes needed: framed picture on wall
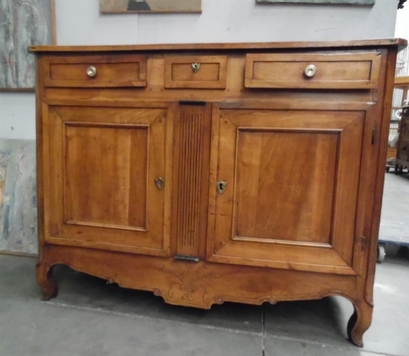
[100,0,202,13]
[256,0,374,4]
[0,0,56,91]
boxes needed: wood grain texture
[207,108,365,274]
[362,49,397,310]
[39,244,359,308]
[33,41,403,347]
[172,104,211,259]
[44,103,172,256]
[30,39,407,53]
[164,56,227,89]
[43,55,147,88]
[245,53,381,89]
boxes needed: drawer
[44,55,147,88]
[245,53,381,89]
[164,55,227,89]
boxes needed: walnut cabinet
[32,40,405,347]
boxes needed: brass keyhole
[191,63,201,73]
[216,180,227,194]
[154,177,165,190]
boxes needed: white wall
[0,93,36,140]
[395,3,409,40]
[57,0,398,45]
[0,0,401,140]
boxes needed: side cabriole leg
[347,300,373,347]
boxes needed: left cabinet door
[40,102,173,256]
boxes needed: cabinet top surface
[30,38,406,53]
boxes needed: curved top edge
[30,38,407,53]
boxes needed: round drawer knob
[304,64,317,78]
[86,66,97,78]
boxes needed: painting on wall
[0,0,55,91]
[0,140,38,255]
[256,0,374,4]
[100,0,202,13]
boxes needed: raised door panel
[208,108,367,275]
[43,103,172,256]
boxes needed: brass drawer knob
[304,64,317,78]
[86,66,97,78]
[191,63,201,73]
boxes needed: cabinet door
[43,103,172,256]
[208,108,367,275]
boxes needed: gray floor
[1,173,409,356]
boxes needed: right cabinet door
[208,108,369,275]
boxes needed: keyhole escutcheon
[191,63,201,73]
[216,180,227,194]
[154,177,165,190]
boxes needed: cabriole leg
[36,262,58,301]
[347,300,373,347]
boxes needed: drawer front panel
[44,55,147,87]
[245,53,381,89]
[164,55,227,89]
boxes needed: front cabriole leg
[347,299,373,347]
[36,261,58,301]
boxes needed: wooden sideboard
[31,39,406,347]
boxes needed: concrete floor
[1,173,409,356]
